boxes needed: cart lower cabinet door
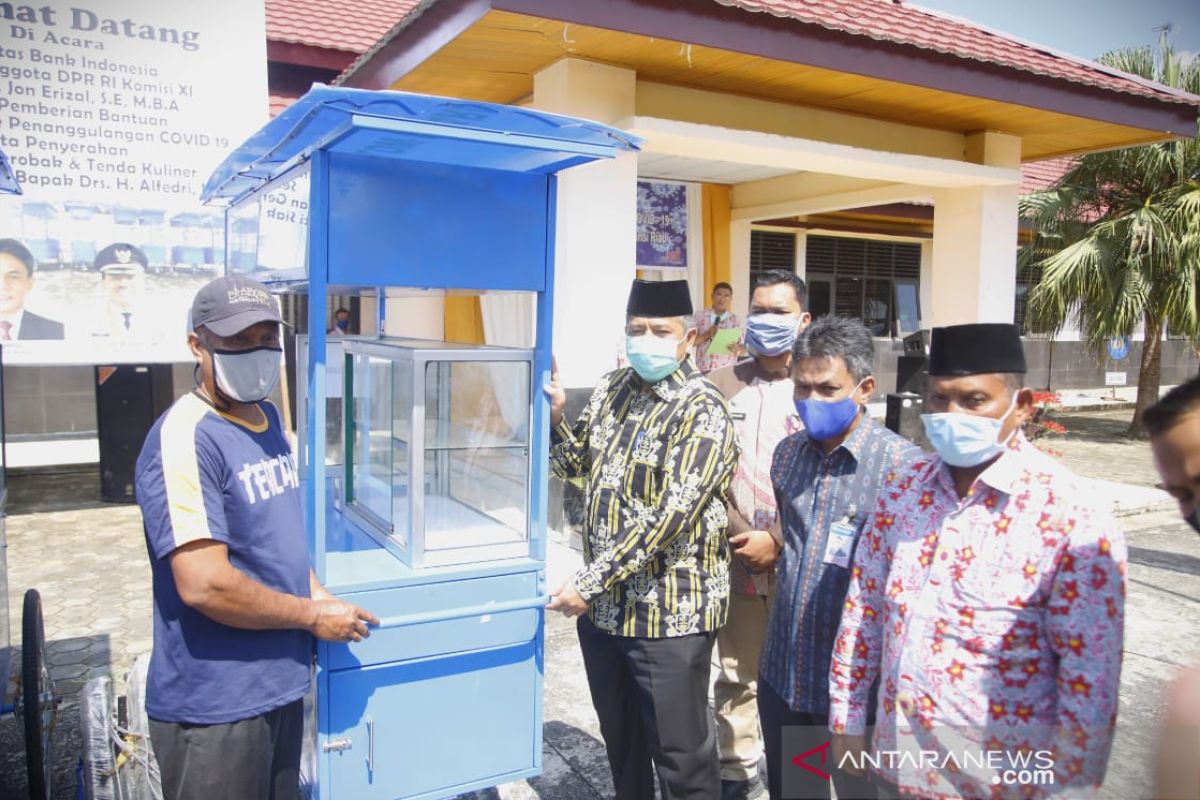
[324,641,541,799]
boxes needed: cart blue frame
[202,86,638,800]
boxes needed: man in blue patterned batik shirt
[758,315,921,800]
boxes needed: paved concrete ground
[1,408,1196,799]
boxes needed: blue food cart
[0,147,59,800]
[200,86,638,799]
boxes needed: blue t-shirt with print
[135,392,310,724]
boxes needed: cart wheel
[22,589,55,800]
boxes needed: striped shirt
[550,358,739,638]
[760,413,921,713]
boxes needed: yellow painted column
[443,293,485,344]
[729,220,752,320]
[701,183,732,301]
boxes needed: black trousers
[577,616,720,800]
[149,698,303,800]
[757,679,877,800]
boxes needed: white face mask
[211,346,282,403]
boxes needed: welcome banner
[0,0,267,364]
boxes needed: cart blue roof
[201,85,641,205]
[0,149,21,195]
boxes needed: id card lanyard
[822,504,859,569]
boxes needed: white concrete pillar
[383,293,444,339]
[359,294,379,336]
[794,230,808,283]
[686,182,705,315]
[929,132,1021,326]
[533,59,638,390]
[919,240,933,329]
[730,220,752,319]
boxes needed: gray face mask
[211,346,282,403]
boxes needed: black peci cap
[190,275,283,337]
[928,323,1026,376]
[626,279,693,317]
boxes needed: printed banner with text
[0,0,268,364]
[636,180,688,270]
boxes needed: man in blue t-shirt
[135,275,377,800]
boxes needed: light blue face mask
[921,395,1018,468]
[744,313,800,357]
[626,335,683,383]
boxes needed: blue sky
[912,0,1200,64]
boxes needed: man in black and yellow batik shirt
[545,279,739,800]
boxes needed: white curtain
[481,293,535,438]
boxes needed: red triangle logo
[791,741,832,781]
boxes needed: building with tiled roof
[713,0,1192,106]
[265,0,417,116]
[266,0,1199,391]
[1020,157,1077,195]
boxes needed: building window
[1015,263,1044,335]
[749,230,796,286]
[805,235,921,337]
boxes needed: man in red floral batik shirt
[828,323,1127,799]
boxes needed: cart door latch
[323,737,353,753]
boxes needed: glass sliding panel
[422,360,530,557]
[349,354,393,532]
[389,356,413,550]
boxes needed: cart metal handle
[373,595,551,630]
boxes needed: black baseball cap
[190,275,283,337]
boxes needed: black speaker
[896,355,928,396]
[95,364,174,503]
[885,392,930,452]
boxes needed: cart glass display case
[344,340,532,568]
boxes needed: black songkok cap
[928,323,1026,376]
[626,279,693,317]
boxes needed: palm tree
[1020,35,1200,436]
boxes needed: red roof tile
[1021,157,1076,194]
[269,92,299,117]
[266,0,419,53]
[714,0,1198,106]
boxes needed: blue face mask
[626,335,683,383]
[921,396,1018,468]
[795,380,864,441]
[745,313,800,357]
